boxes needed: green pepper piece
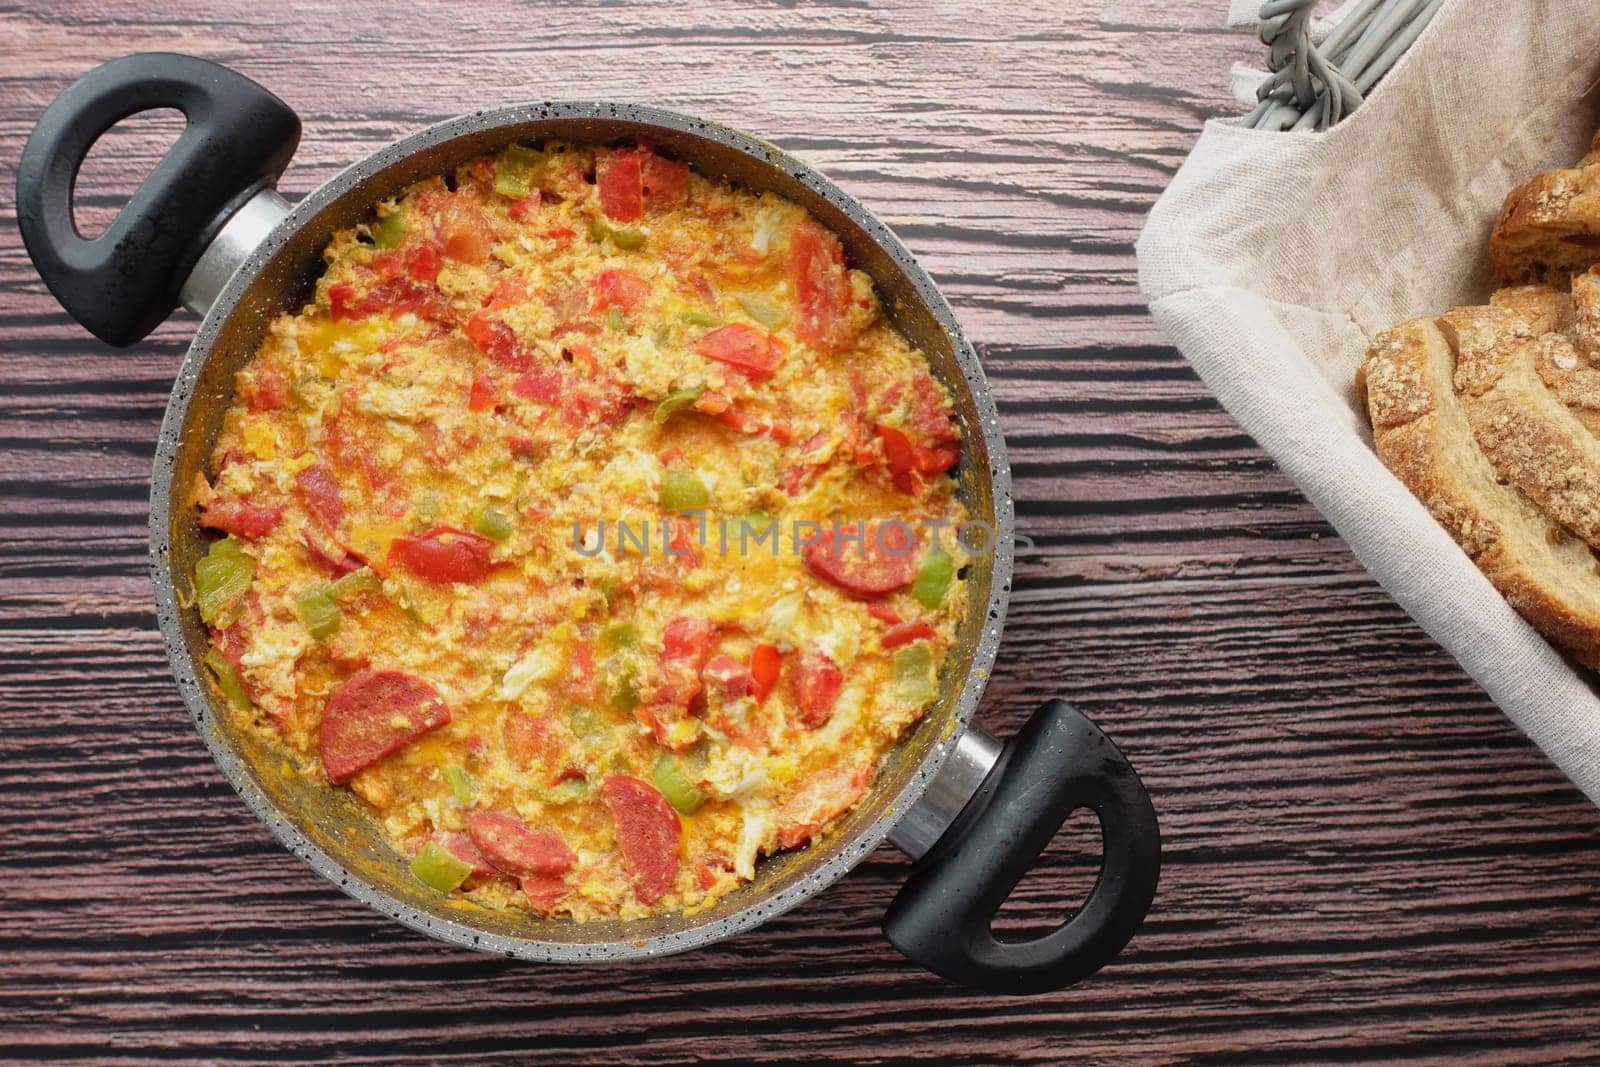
[603,622,637,650]
[411,840,472,893]
[327,567,380,602]
[912,548,955,609]
[590,216,647,250]
[294,588,342,640]
[473,505,514,541]
[653,386,704,425]
[607,306,626,331]
[609,226,646,251]
[680,309,724,328]
[893,644,937,707]
[651,754,704,815]
[195,537,252,624]
[659,468,710,512]
[371,210,406,249]
[443,764,475,804]
[542,777,588,805]
[606,662,639,713]
[737,293,788,329]
[212,597,248,631]
[570,704,609,739]
[599,576,620,606]
[202,648,252,710]
[739,509,775,532]
[493,143,539,199]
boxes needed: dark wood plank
[4,2,1600,1064]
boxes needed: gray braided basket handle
[1242,0,1446,131]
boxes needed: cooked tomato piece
[714,406,767,436]
[468,811,577,877]
[243,370,290,412]
[389,525,496,583]
[319,670,450,784]
[503,712,572,773]
[328,277,440,322]
[636,703,695,752]
[200,499,283,540]
[596,149,644,222]
[878,418,958,485]
[696,856,732,892]
[436,200,495,262]
[703,654,752,700]
[875,422,921,494]
[591,268,650,313]
[749,643,781,704]
[468,374,499,412]
[910,370,959,444]
[658,616,714,705]
[790,220,850,349]
[775,765,871,850]
[483,274,530,310]
[640,149,689,204]
[603,775,681,905]
[508,190,542,221]
[882,620,937,649]
[565,641,599,702]
[376,238,445,285]
[685,392,728,420]
[866,602,903,626]
[916,442,958,474]
[801,521,919,598]
[465,311,528,369]
[403,239,444,283]
[789,648,842,729]
[694,323,780,378]
[295,464,345,533]
[512,367,564,404]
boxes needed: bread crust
[1487,284,1600,431]
[1441,305,1600,550]
[1490,159,1600,286]
[1363,317,1600,668]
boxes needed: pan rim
[148,100,1015,962]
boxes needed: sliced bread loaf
[1442,305,1600,550]
[1361,316,1600,668]
[1490,152,1600,285]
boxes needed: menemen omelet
[192,140,970,919]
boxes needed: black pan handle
[883,699,1160,995]
[15,53,300,347]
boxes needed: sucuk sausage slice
[603,775,681,905]
[789,648,843,729]
[388,525,496,584]
[467,811,577,877]
[319,670,450,784]
[801,521,919,598]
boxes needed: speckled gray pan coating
[148,102,1014,961]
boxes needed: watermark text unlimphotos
[570,513,1024,559]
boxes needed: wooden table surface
[5,2,1600,1063]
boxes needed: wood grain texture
[3,1,1600,1063]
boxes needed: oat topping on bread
[1441,305,1600,551]
[1490,131,1600,286]
[1362,318,1600,668]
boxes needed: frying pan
[15,53,1161,995]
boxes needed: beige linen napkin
[1137,0,1600,802]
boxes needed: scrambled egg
[194,141,969,920]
